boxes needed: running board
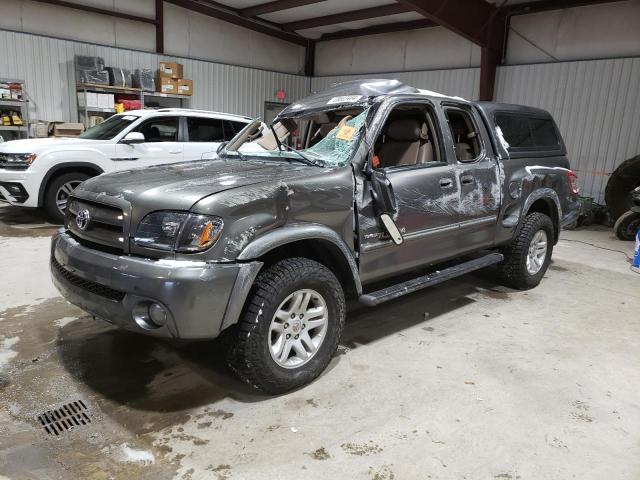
[358,252,504,307]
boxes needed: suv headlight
[0,153,37,169]
[134,211,224,252]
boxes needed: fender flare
[237,223,363,295]
[38,162,104,207]
[521,188,561,241]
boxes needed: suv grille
[66,198,126,252]
[51,257,125,301]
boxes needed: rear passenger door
[442,103,501,249]
[184,117,226,160]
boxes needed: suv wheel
[44,172,90,223]
[226,258,345,394]
[498,212,554,289]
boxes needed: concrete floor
[0,204,638,480]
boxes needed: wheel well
[38,164,102,206]
[527,198,559,242]
[256,239,359,299]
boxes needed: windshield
[223,108,369,168]
[79,114,139,140]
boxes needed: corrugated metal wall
[2,27,639,204]
[0,29,309,123]
[495,58,640,203]
[311,68,480,99]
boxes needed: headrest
[386,119,428,141]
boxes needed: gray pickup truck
[51,80,580,393]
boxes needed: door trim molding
[361,215,497,252]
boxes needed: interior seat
[378,118,433,167]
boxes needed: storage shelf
[143,92,189,100]
[0,126,27,131]
[0,99,26,107]
[80,107,116,113]
[77,83,141,94]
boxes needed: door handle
[169,150,182,154]
[460,175,475,185]
[439,178,453,188]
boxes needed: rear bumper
[51,231,262,339]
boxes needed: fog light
[148,302,167,327]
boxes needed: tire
[498,212,554,290]
[226,257,345,394]
[44,172,91,223]
[613,210,640,241]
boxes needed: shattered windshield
[223,108,370,168]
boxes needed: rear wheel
[498,212,554,289]
[44,172,90,223]
[613,210,640,241]
[226,257,345,394]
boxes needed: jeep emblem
[75,209,91,231]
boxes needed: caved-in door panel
[358,164,465,283]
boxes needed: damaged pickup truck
[51,80,580,393]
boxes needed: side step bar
[358,252,504,307]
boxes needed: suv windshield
[222,108,370,168]
[79,114,139,140]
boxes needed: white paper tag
[327,95,363,105]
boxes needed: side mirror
[369,169,404,246]
[121,132,145,144]
[371,169,398,215]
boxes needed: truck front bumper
[51,231,262,339]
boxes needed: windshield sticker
[336,125,356,141]
[327,95,363,105]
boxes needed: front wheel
[498,212,554,290]
[226,258,345,394]
[613,210,640,241]
[44,172,90,223]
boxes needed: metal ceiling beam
[505,0,624,16]
[319,19,437,41]
[30,0,157,24]
[165,0,308,45]
[240,0,327,18]
[282,4,413,32]
[396,0,497,47]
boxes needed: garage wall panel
[311,68,480,100]
[0,30,308,123]
[495,57,640,203]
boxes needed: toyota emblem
[75,209,91,230]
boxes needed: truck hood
[0,137,106,153]
[74,158,313,211]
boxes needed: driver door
[357,101,462,284]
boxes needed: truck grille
[51,257,125,301]
[66,197,126,252]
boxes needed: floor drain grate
[38,400,92,436]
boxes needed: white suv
[0,108,253,221]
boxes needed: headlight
[0,153,37,169]
[134,211,224,252]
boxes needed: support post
[304,40,315,77]
[156,0,164,54]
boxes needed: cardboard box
[158,77,178,94]
[77,92,100,108]
[159,62,183,79]
[97,93,115,109]
[50,122,85,137]
[177,79,193,96]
